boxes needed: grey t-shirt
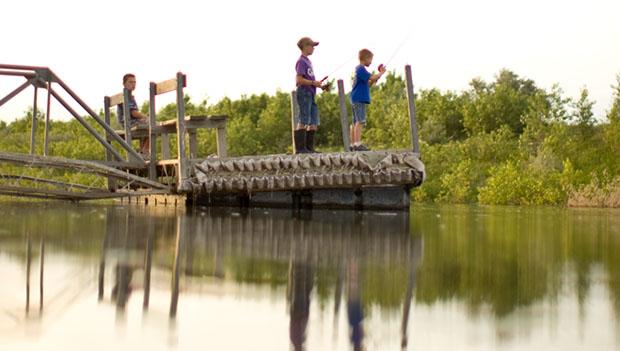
[117,95,138,126]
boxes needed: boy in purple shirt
[294,37,329,153]
[350,49,386,151]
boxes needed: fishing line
[320,54,358,82]
[378,34,412,71]
[319,34,411,82]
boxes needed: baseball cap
[297,37,319,49]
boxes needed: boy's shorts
[296,88,320,126]
[352,102,367,126]
[129,118,147,127]
[119,116,147,128]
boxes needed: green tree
[572,87,595,129]
[608,74,620,123]
[255,91,295,154]
[463,69,541,136]
[416,89,467,144]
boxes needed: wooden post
[122,88,134,162]
[149,82,158,181]
[189,131,198,159]
[176,72,189,190]
[103,97,117,191]
[30,87,38,155]
[290,91,299,154]
[337,80,351,151]
[44,81,51,156]
[404,65,420,156]
[216,126,227,158]
[161,134,171,160]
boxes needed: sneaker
[357,144,370,151]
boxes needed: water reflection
[1,203,619,350]
[346,257,364,351]
[52,204,420,350]
[288,261,312,351]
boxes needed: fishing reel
[319,76,334,92]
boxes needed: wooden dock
[0,64,425,209]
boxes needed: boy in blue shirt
[294,36,330,153]
[350,49,386,151]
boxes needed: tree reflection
[411,205,620,324]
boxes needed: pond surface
[0,202,619,350]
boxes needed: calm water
[0,202,619,351]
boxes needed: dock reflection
[87,206,423,350]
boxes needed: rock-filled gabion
[191,151,425,193]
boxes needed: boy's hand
[378,64,387,74]
[320,81,333,92]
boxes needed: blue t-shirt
[295,55,316,96]
[350,65,372,104]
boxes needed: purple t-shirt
[295,55,316,95]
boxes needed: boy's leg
[305,97,320,153]
[137,119,150,155]
[351,103,368,150]
[142,137,150,154]
[294,129,307,154]
[353,123,363,144]
[306,127,317,153]
[295,89,311,153]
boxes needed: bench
[114,115,228,159]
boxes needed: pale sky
[1,0,619,122]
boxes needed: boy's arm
[296,75,320,87]
[368,66,387,86]
[368,73,381,86]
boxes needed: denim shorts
[296,87,319,126]
[129,118,147,127]
[352,102,367,125]
[118,116,147,128]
